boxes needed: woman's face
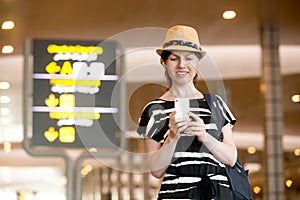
[164,51,200,85]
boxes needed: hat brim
[156,46,206,57]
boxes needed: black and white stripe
[137,98,235,199]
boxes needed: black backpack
[204,93,254,200]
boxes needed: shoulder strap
[204,93,224,141]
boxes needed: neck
[169,84,202,98]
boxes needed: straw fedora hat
[156,25,206,57]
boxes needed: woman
[137,25,237,199]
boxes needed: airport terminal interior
[0,0,299,199]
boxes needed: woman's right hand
[168,111,189,140]
[145,111,190,179]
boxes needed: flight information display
[32,39,119,148]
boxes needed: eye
[169,56,178,61]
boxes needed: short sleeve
[215,95,236,127]
[136,100,171,143]
[136,103,152,139]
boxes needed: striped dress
[137,96,236,200]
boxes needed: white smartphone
[174,98,190,120]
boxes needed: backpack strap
[205,95,253,199]
[204,93,224,141]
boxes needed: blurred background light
[285,179,293,188]
[253,186,261,194]
[291,94,300,103]
[0,81,10,89]
[247,146,257,154]
[0,96,11,103]
[294,148,300,156]
[1,20,15,30]
[2,45,14,54]
[3,142,12,153]
[222,10,237,19]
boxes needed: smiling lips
[176,71,189,76]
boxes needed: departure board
[32,39,119,148]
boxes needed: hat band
[163,40,202,51]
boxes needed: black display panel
[32,39,119,148]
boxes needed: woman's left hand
[184,112,207,142]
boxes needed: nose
[177,58,187,69]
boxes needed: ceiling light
[247,146,256,154]
[3,142,12,153]
[285,179,293,188]
[291,94,300,103]
[1,21,15,30]
[259,83,266,93]
[294,148,300,156]
[0,108,10,115]
[2,45,14,54]
[0,81,10,89]
[81,168,89,177]
[0,96,11,103]
[84,165,93,172]
[253,186,261,194]
[222,10,237,20]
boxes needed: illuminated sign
[32,39,119,147]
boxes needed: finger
[185,126,203,132]
[178,117,190,122]
[178,124,189,133]
[184,128,206,139]
[188,112,204,123]
[169,111,176,118]
[170,121,188,134]
[175,120,189,128]
[187,121,205,130]
[169,114,175,124]
[185,124,206,135]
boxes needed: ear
[193,73,198,80]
